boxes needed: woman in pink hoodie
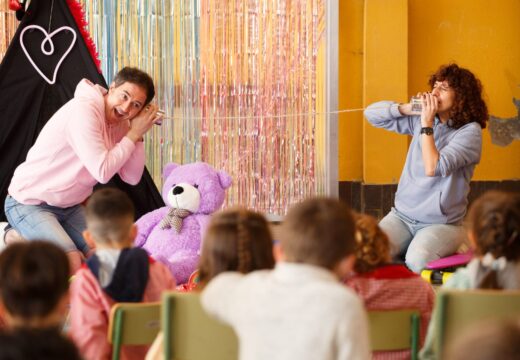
[4,67,161,272]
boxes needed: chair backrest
[368,309,420,360]
[435,290,520,357]
[108,302,161,360]
[162,291,238,360]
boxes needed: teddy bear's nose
[172,186,184,195]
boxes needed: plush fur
[134,162,232,284]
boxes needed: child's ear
[334,254,356,279]
[129,224,138,243]
[0,299,13,326]
[83,230,95,249]
[57,292,70,318]
[467,230,477,250]
[273,241,285,262]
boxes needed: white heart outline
[20,25,77,85]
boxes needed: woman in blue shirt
[364,63,488,273]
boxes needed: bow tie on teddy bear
[159,208,192,233]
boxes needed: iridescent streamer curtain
[0,2,18,59]
[53,1,329,215]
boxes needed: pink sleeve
[65,101,136,184]
[69,270,113,360]
[143,261,177,301]
[117,141,145,185]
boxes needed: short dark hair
[112,67,155,105]
[198,207,275,286]
[446,318,520,360]
[0,242,69,320]
[85,188,135,245]
[280,197,356,270]
[0,327,82,360]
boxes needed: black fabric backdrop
[0,0,164,221]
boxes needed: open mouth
[113,108,127,119]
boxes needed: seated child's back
[177,207,275,292]
[202,198,370,360]
[344,213,434,359]
[69,188,175,360]
[420,190,520,359]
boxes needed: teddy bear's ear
[217,170,232,189]
[163,163,180,179]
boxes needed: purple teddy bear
[134,162,232,284]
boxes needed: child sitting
[344,213,434,359]
[146,207,276,359]
[201,197,370,360]
[0,241,81,360]
[420,190,520,359]
[69,188,176,360]
[178,207,275,291]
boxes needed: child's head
[446,318,520,360]
[352,213,392,274]
[466,190,520,288]
[467,190,520,259]
[280,197,356,274]
[198,207,275,286]
[84,188,136,249]
[0,241,70,328]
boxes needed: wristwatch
[420,127,434,136]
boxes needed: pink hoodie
[8,79,145,207]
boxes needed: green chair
[108,302,162,360]
[368,309,421,360]
[435,290,520,358]
[162,291,238,360]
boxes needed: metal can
[410,96,422,112]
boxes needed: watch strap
[420,127,434,135]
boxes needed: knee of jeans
[405,248,430,273]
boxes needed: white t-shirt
[201,262,371,360]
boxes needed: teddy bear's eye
[194,184,199,189]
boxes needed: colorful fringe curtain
[3,0,328,216]
[0,1,18,59]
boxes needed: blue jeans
[4,195,90,254]
[379,208,467,273]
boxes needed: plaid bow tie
[159,208,192,233]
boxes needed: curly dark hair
[352,213,392,274]
[428,63,488,129]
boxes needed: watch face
[421,127,433,135]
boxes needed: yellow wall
[339,0,520,183]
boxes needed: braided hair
[198,207,275,287]
[467,191,520,289]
